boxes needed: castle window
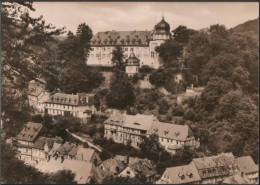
[151,52,155,58]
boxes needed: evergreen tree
[106,71,135,109]
[112,46,125,71]
[58,24,104,93]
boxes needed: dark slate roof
[154,17,171,33]
[125,52,140,66]
[91,31,152,46]
[45,93,94,106]
[16,122,43,142]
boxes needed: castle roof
[91,31,152,46]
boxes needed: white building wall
[45,103,95,122]
[87,44,161,69]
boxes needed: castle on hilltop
[87,17,172,69]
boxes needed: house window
[130,48,134,52]
[151,52,154,58]
[125,48,128,51]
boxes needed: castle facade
[87,17,172,69]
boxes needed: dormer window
[186,171,193,178]
[175,132,180,137]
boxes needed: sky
[31,2,259,34]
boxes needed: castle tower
[152,16,171,41]
[149,16,171,68]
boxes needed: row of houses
[156,153,259,184]
[11,122,104,183]
[11,122,159,183]
[27,79,96,123]
[104,111,200,154]
[10,121,259,184]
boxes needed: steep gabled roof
[101,158,126,174]
[236,156,258,174]
[192,153,234,179]
[105,112,158,131]
[124,114,157,131]
[148,121,193,141]
[163,163,201,184]
[76,147,95,162]
[16,122,43,142]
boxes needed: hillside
[231,17,259,40]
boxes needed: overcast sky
[31,2,259,34]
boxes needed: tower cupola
[152,16,171,40]
[154,16,171,33]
